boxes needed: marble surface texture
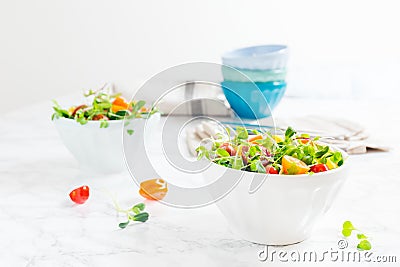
[0,97,399,267]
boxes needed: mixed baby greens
[197,126,345,175]
[116,202,150,229]
[51,89,158,129]
[342,220,372,251]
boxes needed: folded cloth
[270,115,390,154]
[185,116,390,156]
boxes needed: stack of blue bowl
[221,45,288,120]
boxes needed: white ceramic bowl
[222,45,288,70]
[53,113,160,173]
[203,155,348,245]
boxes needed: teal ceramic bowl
[221,66,287,82]
[221,81,286,119]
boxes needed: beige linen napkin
[271,115,390,154]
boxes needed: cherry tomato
[266,166,279,174]
[310,164,329,173]
[282,155,310,175]
[139,179,168,201]
[296,137,311,144]
[69,185,90,204]
[92,114,109,121]
[219,143,236,156]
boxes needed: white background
[1,0,400,113]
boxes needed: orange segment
[112,96,129,113]
[139,178,168,201]
[248,134,263,143]
[282,155,310,175]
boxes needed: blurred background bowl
[221,80,286,119]
[221,44,288,120]
[222,45,288,70]
[221,67,286,82]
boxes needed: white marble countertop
[1,97,399,267]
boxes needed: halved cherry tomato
[69,185,90,204]
[139,178,168,201]
[282,155,310,175]
[219,143,236,156]
[310,164,329,173]
[71,105,87,117]
[266,166,279,174]
[92,114,109,121]
[140,107,148,113]
[112,96,130,113]
[297,137,311,144]
[248,134,262,143]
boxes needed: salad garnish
[196,126,345,175]
[51,89,159,128]
[116,202,150,229]
[341,220,372,250]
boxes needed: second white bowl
[53,114,160,174]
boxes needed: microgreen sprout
[114,201,149,229]
[341,220,372,251]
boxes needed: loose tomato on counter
[139,178,168,201]
[69,185,90,204]
[282,155,310,175]
[310,164,329,173]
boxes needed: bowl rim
[54,117,124,124]
[221,80,287,86]
[222,44,288,59]
[53,112,161,125]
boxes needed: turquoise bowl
[221,80,286,119]
[221,66,287,82]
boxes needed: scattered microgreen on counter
[51,89,159,129]
[196,126,345,175]
[342,220,372,251]
[115,202,149,229]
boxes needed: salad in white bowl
[52,90,160,173]
[197,126,348,245]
